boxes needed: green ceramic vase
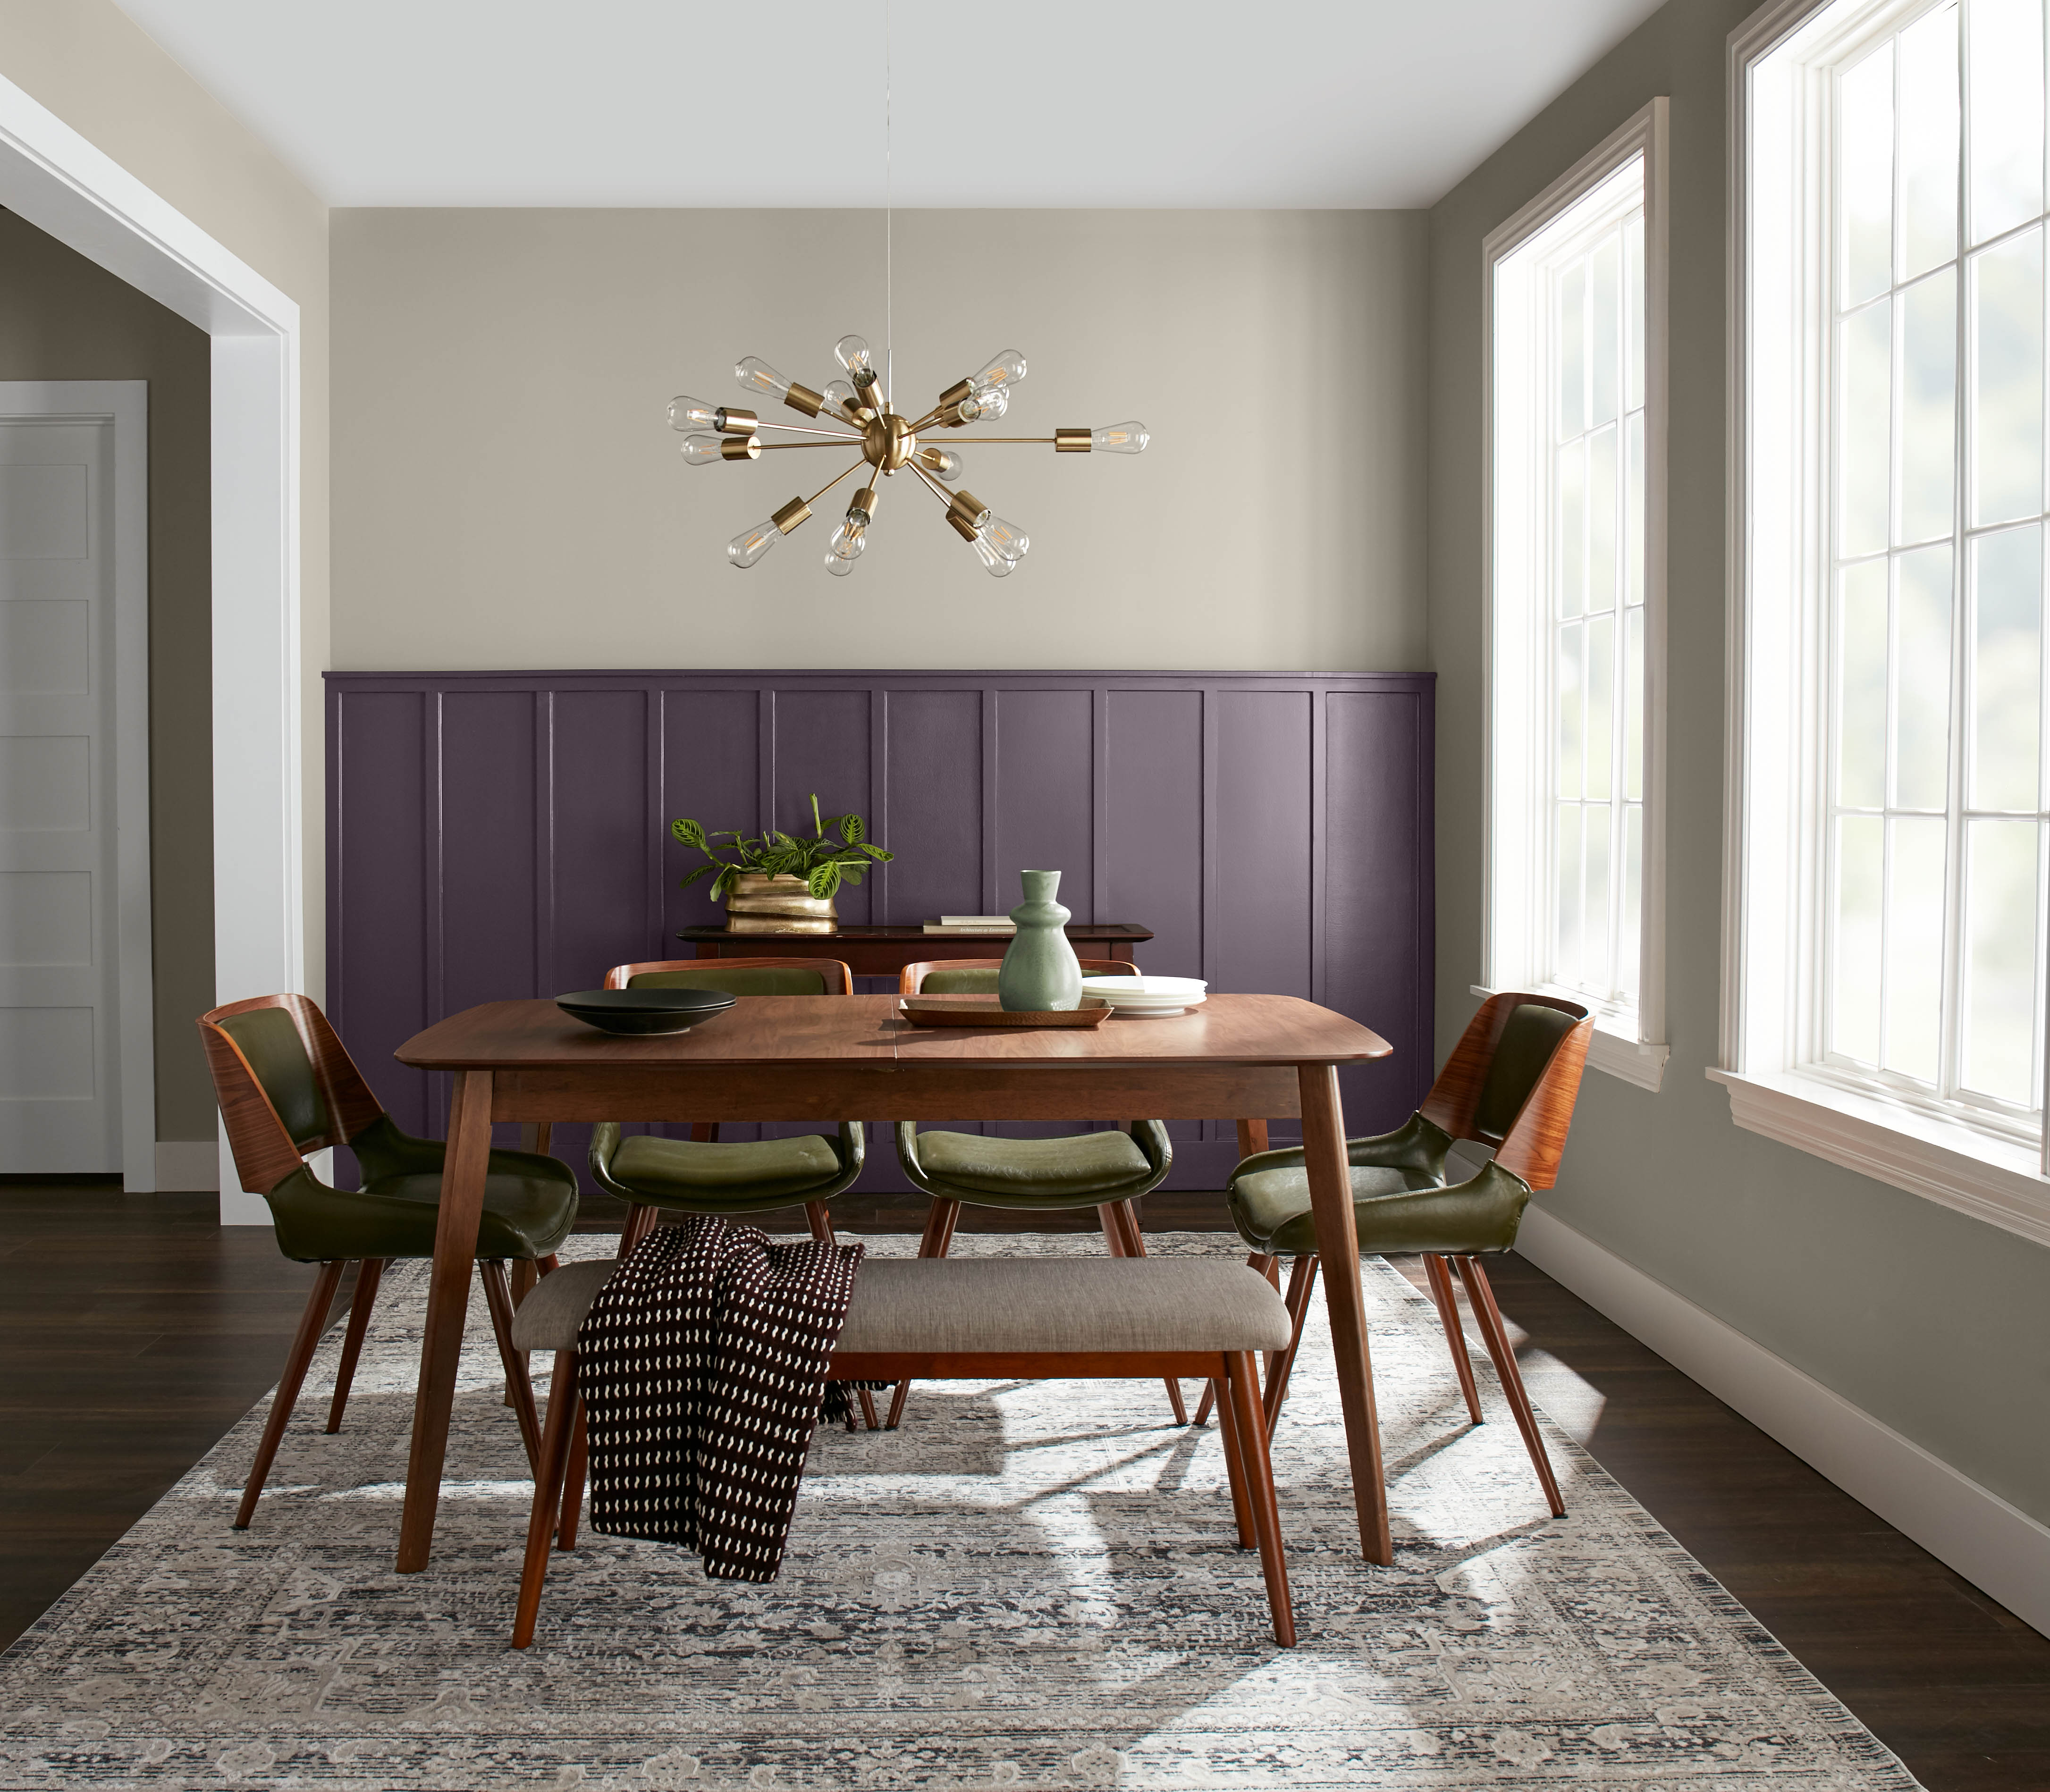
[997,869,1084,1011]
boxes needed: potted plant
[670,793,892,934]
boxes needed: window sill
[1706,1066,2050,1248]
[1471,985,1669,1091]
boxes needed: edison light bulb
[727,520,781,569]
[680,435,727,465]
[956,386,1008,424]
[970,348,1027,393]
[670,394,721,431]
[917,446,965,482]
[1091,421,1149,454]
[982,516,1029,563]
[734,356,793,403]
[825,548,858,577]
[970,536,1014,577]
[828,518,868,562]
[822,379,860,421]
[835,335,872,375]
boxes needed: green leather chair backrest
[1471,1003,1581,1142]
[627,965,836,996]
[215,1007,331,1150]
[918,967,1001,994]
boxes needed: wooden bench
[508,1255,1299,1647]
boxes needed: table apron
[485,1063,1304,1123]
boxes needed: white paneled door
[0,387,152,1179]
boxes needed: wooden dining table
[391,992,1396,1574]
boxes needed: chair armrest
[587,1120,626,1198]
[1227,1111,1454,1184]
[1130,1119,1173,1179]
[835,1119,868,1176]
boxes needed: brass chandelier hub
[863,412,916,473]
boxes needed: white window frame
[1722,0,2050,1246]
[1481,100,1672,1092]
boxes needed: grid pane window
[1550,208,1648,1007]
[1824,0,2050,1123]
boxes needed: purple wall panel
[994,689,1095,922]
[1212,690,1315,1002]
[660,688,760,937]
[1325,689,1434,1137]
[772,688,874,926]
[881,690,982,924]
[325,669,1435,1194]
[550,690,653,993]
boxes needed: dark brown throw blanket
[575,1215,864,1582]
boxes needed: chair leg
[1425,1253,1484,1425]
[1211,1352,1257,1550]
[512,1349,582,1649]
[619,1201,660,1258]
[804,1201,836,1243]
[1099,1200,1189,1425]
[236,1259,347,1529]
[556,1403,589,1550]
[1453,1255,1565,1518]
[324,1257,385,1433]
[503,1259,539,1409]
[1262,1254,1320,1435]
[884,1198,962,1429]
[480,1260,542,1474]
[1193,1253,1273,1428]
[1223,1350,1297,1648]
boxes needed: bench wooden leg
[885,1198,962,1429]
[236,1259,347,1530]
[480,1260,542,1475]
[513,1348,582,1649]
[556,1405,588,1550]
[326,1257,385,1433]
[1223,1349,1297,1648]
[1425,1252,1484,1425]
[1211,1353,1258,1551]
[1099,1200,1190,1426]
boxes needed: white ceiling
[112,0,1666,210]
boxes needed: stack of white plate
[1080,975,1209,1018]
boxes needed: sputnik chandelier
[668,342,1149,578]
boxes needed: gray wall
[1428,0,2050,1523]
[330,209,1428,673]
[0,207,216,1142]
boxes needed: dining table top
[394,992,1392,1072]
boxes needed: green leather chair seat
[1227,1158,1535,1259]
[265,1154,578,1265]
[913,1127,1155,1205]
[600,1129,849,1208]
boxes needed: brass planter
[722,871,838,934]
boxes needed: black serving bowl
[555,987,738,1035]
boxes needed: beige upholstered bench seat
[513,1255,1292,1357]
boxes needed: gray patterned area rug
[0,1231,1920,1791]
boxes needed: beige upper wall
[331,208,1426,673]
[0,0,330,1004]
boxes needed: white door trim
[0,74,304,1219]
[0,380,154,1185]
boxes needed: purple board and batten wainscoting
[323,669,1435,1194]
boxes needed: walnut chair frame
[198,993,563,1528]
[887,958,1185,1430]
[1193,993,1594,1520]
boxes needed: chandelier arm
[903,403,958,435]
[751,421,864,440]
[756,439,870,450]
[803,460,870,508]
[940,437,1057,445]
[903,458,958,507]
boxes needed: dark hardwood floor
[2,1179,2044,1789]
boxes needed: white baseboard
[1516,1202,2050,1640]
[153,1140,219,1191]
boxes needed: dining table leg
[1297,1062,1393,1566]
[397,1067,496,1573]
[1235,1119,1270,1160]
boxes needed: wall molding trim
[1515,1202,2050,1639]
[154,1141,220,1192]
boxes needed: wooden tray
[898,995,1113,1029]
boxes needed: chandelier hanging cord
[663,0,1148,577]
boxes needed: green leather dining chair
[888,957,1183,1430]
[1194,992,1593,1517]
[197,993,580,1528]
